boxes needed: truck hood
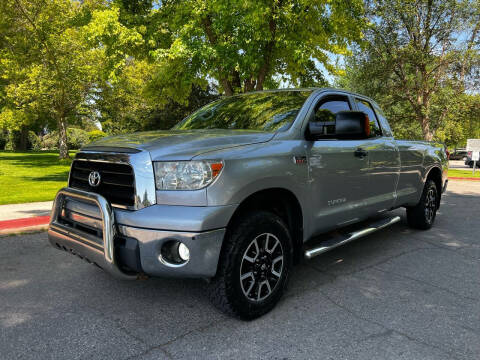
[82,129,275,160]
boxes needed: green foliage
[67,128,89,149]
[97,57,219,133]
[3,129,37,151]
[41,132,59,150]
[0,0,145,158]
[1,0,477,151]
[83,6,144,81]
[88,130,107,143]
[39,128,89,150]
[121,0,366,102]
[337,0,480,144]
[4,131,21,151]
[28,131,41,151]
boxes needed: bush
[40,128,89,150]
[4,130,21,151]
[41,131,59,150]
[88,129,107,143]
[67,128,89,149]
[28,131,42,151]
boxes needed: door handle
[354,148,368,158]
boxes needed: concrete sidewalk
[0,201,52,235]
[0,201,52,221]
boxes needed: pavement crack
[81,305,152,356]
[359,328,394,341]
[125,318,228,360]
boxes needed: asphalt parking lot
[1,180,480,360]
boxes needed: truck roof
[233,87,380,107]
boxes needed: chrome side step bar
[304,216,401,260]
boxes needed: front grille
[69,160,135,207]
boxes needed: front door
[353,98,400,213]
[306,94,373,235]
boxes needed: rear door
[353,98,400,213]
[306,94,373,234]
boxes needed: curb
[0,224,49,236]
[449,177,480,181]
[0,216,50,236]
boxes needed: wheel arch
[225,188,304,263]
[425,166,442,208]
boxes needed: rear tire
[208,211,293,320]
[406,179,438,230]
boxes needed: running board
[304,216,401,260]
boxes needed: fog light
[178,243,190,261]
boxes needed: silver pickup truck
[48,88,448,319]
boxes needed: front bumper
[48,187,227,279]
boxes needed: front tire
[406,179,438,230]
[208,211,293,320]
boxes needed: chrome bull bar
[48,187,136,280]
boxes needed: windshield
[173,90,312,132]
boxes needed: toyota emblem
[88,171,101,187]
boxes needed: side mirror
[308,111,370,140]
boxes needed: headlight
[154,161,224,190]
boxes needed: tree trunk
[255,1,282,91]
[417,114,433,141]
[219,78,234,96]
[18,126,28,151]
[255,34,274,91]
[255,64,268,91]
[244,78,256,92]
[57,117,69,159]
[201,15,234,96]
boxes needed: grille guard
[48,187,137,280]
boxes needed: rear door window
[354,99,382,137]
[372,105,393,137]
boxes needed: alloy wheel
[424,188,437,224]
[239,233,284,302]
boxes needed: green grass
[0,151,76,205]
[448,168,480,178]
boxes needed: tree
[1,0,97,157]
[97,58,219,133]
[338,0,480,141]
[118,0,366,103]
[0,0,143,158]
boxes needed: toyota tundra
[48,88,448,319]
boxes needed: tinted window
[313,98,351,135]
[373,105,393,137]
[318,99,351,114]
[355,99,382,137]
[174,91,312,132]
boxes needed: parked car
[48,88,448,319]
[465,152,480,167]
[449,148,468,160]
